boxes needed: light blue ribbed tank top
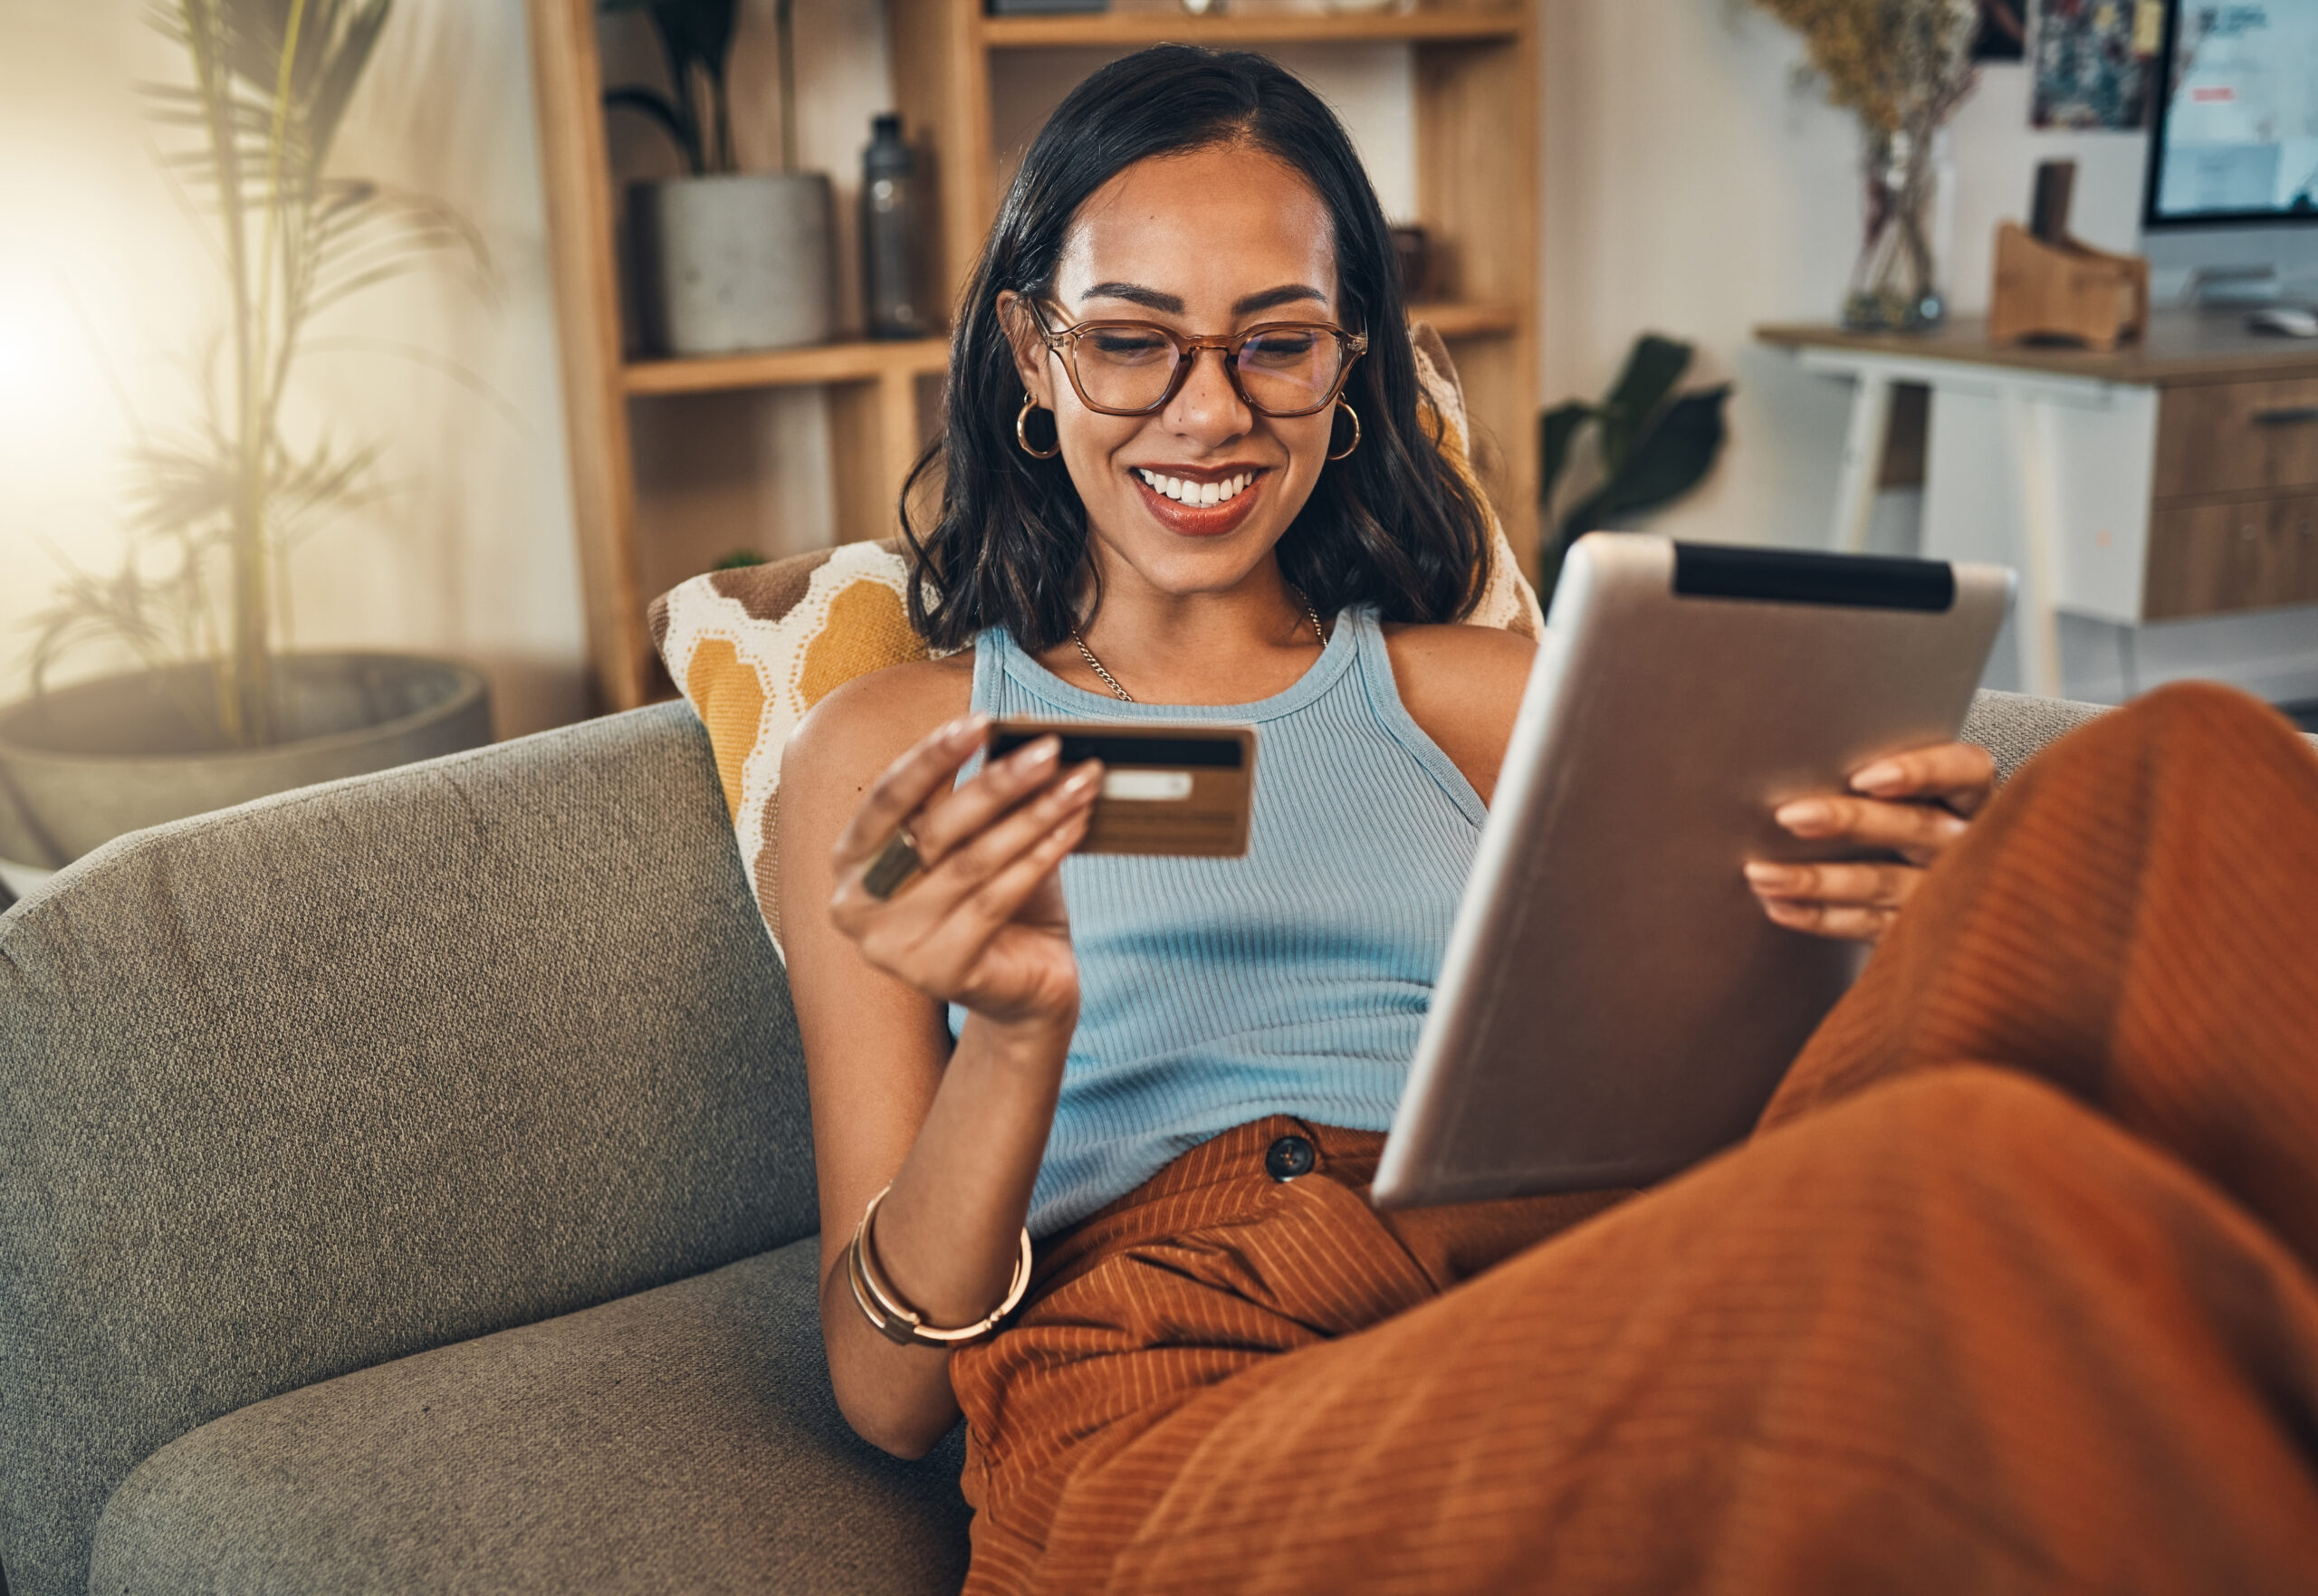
[960,607,1485,1237]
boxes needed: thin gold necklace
[1069,594,1328,704]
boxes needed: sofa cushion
[89,1237,972,1595]
[0,702,816,1596]
[646,324,1546,962]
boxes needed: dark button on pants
[1265,1134,1317,1182]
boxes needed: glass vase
[1843,125,1947,334]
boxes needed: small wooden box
[1988,222,2150,353]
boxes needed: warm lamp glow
[0,256,135,572]
[0,284,82,434]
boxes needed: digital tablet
[1371,534,2013,1209]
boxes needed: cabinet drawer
[2145,495,2318,620]
[2155,378,2318,500]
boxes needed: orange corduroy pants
[948,682,2318,1594]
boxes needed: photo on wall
[2032,0,2168,128]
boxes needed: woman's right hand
[829,715,1101,1029]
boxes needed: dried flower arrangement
[1753,0,1984,330]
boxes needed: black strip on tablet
[988,731,1246,769]
[1672,543,1956,612]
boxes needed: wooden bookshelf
[620,338,953,397]
[529,0,1539,712]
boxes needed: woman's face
[1002,145,1347,604]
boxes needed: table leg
[1828,371,1894,553]
[1998,389,2065,698]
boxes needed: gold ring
[862,825,924,901]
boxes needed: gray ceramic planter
[630,171,836,355]
[0,652,492,868]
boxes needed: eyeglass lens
[1070,326,1348,416]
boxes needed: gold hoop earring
[1327,398,1361,462]
[1016,395,1060,460]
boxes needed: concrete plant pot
[630,171,836,356]
[0,652,492,869]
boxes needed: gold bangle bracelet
[847,1184,1033,1349]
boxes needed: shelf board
[624,336,951,397]
[1408,301,1518,339]
[980,8,1524,49]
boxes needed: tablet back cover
[1373,534,2011,1208]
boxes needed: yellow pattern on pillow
[685,636,762,821]
[651,325,1542,960]
[800,579,924,710]
[651,540,931,959]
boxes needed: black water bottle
[861,114,929,339]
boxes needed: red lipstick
[1129,466,1269,539]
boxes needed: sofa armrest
[1960,688,2318,782]
[0,702,813,1596]
[1960,688,2111,783]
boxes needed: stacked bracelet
[847,1184,1034,1349]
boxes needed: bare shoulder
[1382,621,1537,683]
[784,652,976,806]
[1380,622,1537,807]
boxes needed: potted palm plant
[605,0,836,354]
[0,0,494,873]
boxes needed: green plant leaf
[602,85,697,170]
[594,0,740,173]
[306,177,493,314]
[302,2,394,172]
[188,0,390,175]
[1587,385,1732,525]
[1538,376,1732,605]
[1537,400,1593,509]
[642,0,739,83]
[1595,333,1693,474]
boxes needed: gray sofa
[0,689,2129,1593]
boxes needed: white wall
[0,0,589,738]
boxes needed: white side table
[1760,315,2318,698]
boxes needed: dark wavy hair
[901,44,1495,654]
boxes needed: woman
[780,46,2318,1593]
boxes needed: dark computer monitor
[2146,0,2318,228]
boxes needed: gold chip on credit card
[986,721,1256,857]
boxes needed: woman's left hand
[1742,741,1997,943]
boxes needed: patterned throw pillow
[650,326,1546,960]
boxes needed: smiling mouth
[1133,466,1261,508]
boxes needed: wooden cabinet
[2154,377,2318,502]
[2150,374,2318,618]
[2147,492,2318,621]
[530,0,1541,712]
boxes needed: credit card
[987,721,1256,857]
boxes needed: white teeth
[1136,468,1253,506]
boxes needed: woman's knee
[1747,1063,2183,1247]
[2038,679,2309,789]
